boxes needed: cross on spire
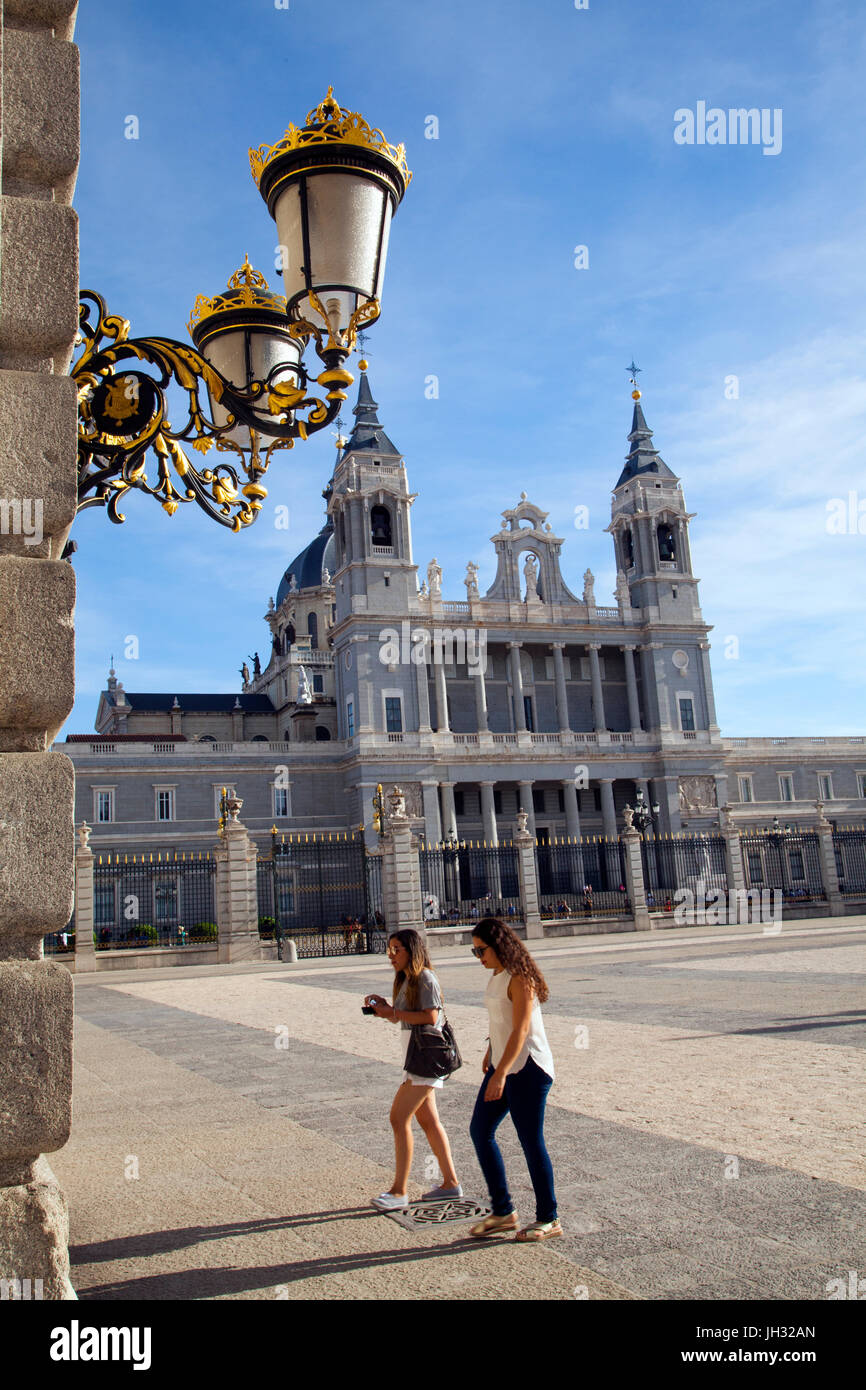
[626,361,641,386]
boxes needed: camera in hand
[362,995,381,1016]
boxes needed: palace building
[62,372,866,851]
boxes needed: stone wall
[0,0,80,1299]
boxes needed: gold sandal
[516,1219,563,1242]
[469,1212,519,1238]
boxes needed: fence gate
[419,842,523,926]
[256,832,386,958]
[536,836,630,919]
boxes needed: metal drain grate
[384,1199,491,1230]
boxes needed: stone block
[0,754,74,941]
[1,31,79,201]
[3,1,78,42]
[0,198,78,372]
[0,1156,73,1299]
[0,559,75,739]
[0,962,72,1154]
[0,370,78,559]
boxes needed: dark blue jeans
[469,1055,557,1223]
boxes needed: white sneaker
[421,1183,464,1201]
[371,1192,410,1211]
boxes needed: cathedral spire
[615,387,677,488]
[342,360,402,457]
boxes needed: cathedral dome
[276,519,335,605]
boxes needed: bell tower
[328,364,418,618]
[607,385,701,625]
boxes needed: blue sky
[69,0,866,736]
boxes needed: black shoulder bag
[404,1000,462,1080]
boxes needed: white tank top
[486,968,554,1080]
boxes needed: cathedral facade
[62,374,866,852]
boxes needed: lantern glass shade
[199,327,303,447]
[273,172,393,335]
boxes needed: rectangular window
[532,789,545,812]
[523,695,535,732]
[385,697,403,733]
[213,785,236,819]
[558,789,565,813]
[313,673,324,694]
[738,776,753,803]
[818,774,833,800]
[789,850,805,881]
[679,698,695,732]
[747,851,764,884]
[154,878,178,922]
[593,788,601,812]
[156,789,175,821]
[96,790,113,823]
[346,699,355,738]
[273,786,289,818]
[859,773,866,799]
[493,790,503,815]
[454,790,465,816]
[94,883,115,928]
[779,775,795,802]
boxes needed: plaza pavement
[51,917,866,1301]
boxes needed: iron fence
[740,830,826,903]
[43,914,75,956]
[832,828,866,896]
[640,834,729,908]
[256,832,386,958]
[537,836,630,919]
[419,842,523,927]
[92,851,217,948]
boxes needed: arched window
[307,612,318,650]
[657,523,676,563]
[250,735,267,742]
[314,726,331,741]
[285,623,295,647]
[623,527,634,568]
[198,734,215,742]
[370,505,392,547]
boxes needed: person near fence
[468,917,561,1241]
[364,929,463,1211]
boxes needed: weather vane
[626,361,641,386]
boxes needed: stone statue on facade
[419,579,428,598]
[288,573,299,594]
[297,665,313,705]
[240,662,250,685]
[322,566,331,586]
[464,560,479,598]
[622,804,634,831]
[523,552,539,600]
[582,568,596,606]
[250,652,261,678]
[615,570,629,604]
[678,776,717,816]
[387,785,408,823]
[427,558,442,596]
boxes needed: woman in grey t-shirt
[364,929,462,1212]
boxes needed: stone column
[814,802,845,917]
[433,658,449,733]
[518,779,536,840]
[622,645,642,733]
[479,781,499,846]
[508,642,526,731]
[215,800,262,963]
[415,657,431,733]
[551,643,570,734]
[656,776,682,834]
[421,782,442,844]
[621,825,650,931]
[472,666,489,733]
[380,789,424,932]
[440,782,458,842]
[599,778,617,839]
[561,779,581,840]
[0,0,81,1302]
[588,643,607,733]
[73,822,96,973]
[514,813,542,939]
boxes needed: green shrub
[258,915,276,939]
[191,921,218,941]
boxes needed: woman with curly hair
[468,917,561,1241]
[364,929,462,1212]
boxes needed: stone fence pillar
[719,809,746,897]
[621,823,650,932]
[514,813,542,939]
[814,802,846,918]
[215,799,262,963]
[73,822,96,972]
[0,0,81,1300]
[379,788,424,934]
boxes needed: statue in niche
[582,568,596,606]
[465,560,479,598]
[523,553,539,600]
[427,558,442,596]
[297,666,313,705]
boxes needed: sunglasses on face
[471,946,489,958]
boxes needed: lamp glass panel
[202,329,303,446]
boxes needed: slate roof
[106,693,275,712]
[341,369,401,456]
[276,519,336,606]
[614,399,678,488]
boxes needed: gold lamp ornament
[74,89,410,531]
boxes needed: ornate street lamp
[632,788,660,837]
[74,88,410,530]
